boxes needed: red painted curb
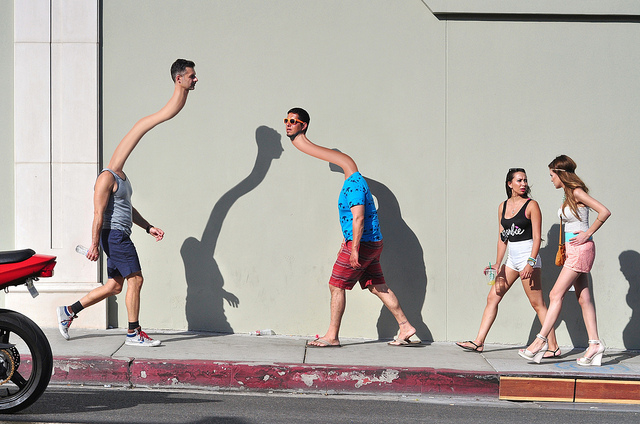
[52,356,499,396]
[131,360,234,388]
[52,357,131,385]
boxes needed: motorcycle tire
[0,309,53,413]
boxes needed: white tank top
[101,169,133,235]
[559,205,589,234]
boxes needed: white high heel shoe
[518,334,548,364]
[577,340,605,367]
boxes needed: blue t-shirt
[338,172,382,242]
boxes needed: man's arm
[132,207,164,242]
[349,205,365,269]
[87,172,115,261]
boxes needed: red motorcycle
[0,249,55,413]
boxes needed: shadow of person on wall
[367,177,432,342]
[527,223,589,348]
[329,157,432,342]
[620,250,640,350]
[181,126,283,332]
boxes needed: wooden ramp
[500,376,640,404]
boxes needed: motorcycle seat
[0,249,36,265]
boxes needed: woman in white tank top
[519,155,611,366]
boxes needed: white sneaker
[125,329,161,347]
[56,306,75,340]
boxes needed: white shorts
[505,239,541,272]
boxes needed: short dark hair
[287,108,310,133]
[171,59,196,82]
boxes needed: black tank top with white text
[500,199,533,242]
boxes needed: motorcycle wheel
[0,309,53,413]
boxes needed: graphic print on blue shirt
[338,172,382,241]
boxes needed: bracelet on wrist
[527,257,537,266]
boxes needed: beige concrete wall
[4,1,636,348]
[444,18,640,349]
[101,0,445,341]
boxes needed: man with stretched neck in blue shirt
[285,107,416,347]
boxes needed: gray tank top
[101,169,133,235]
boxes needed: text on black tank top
[500,199,533,242]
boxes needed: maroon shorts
[329,240,386,290]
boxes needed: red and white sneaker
[56,306,75,340]
[125,328,161,347]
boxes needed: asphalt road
[1,386,639,423]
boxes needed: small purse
[555,217,566,266]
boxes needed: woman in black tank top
[456,168,560,357]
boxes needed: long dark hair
[505,168,531,198]
[548,155,589,218]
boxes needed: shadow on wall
[527,224,589,347]
[181,126,283,332]
[108,296,118,328]
[367,177,432,342]
[620,250,640,350]
[328,159,431,341]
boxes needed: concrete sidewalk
[44,328,640,400]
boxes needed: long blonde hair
[548,155,589,219]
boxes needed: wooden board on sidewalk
[499,376,575,402]
[575,379,640,404]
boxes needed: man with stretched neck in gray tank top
[56,59,198,346]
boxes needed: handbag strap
[559,215,563,245]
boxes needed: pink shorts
[329,240,386,290]
[564,240,595,273]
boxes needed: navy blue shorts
[100,229,141,279]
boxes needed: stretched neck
[108,84,190,172]
[290,133,358,178]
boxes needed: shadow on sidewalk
[157,331,234,344]
[181,126,283,333]
[334,339,430,348]
[620,250,640,350]
[602,350,640,366]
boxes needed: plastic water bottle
[75,245,89,256]
[250,329,275,336]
